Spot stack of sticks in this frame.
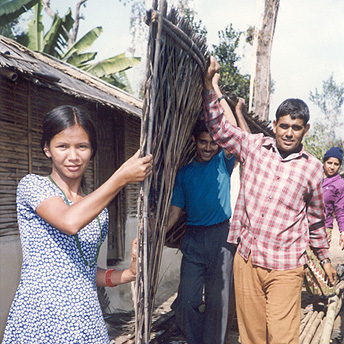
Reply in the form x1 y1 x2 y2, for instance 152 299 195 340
135 0 208 343
300 281 344 344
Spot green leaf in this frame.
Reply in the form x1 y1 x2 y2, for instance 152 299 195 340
43 9 74 57
43 15 64 56
0 0 40 26
100 75 126 89
0 23 15 38
62 26 103 60
66 52 97 68
60 7 74 33
100 71 134 93
26 2 43 51
85 53 141 78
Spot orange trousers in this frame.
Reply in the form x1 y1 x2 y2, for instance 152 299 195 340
233 253 304 344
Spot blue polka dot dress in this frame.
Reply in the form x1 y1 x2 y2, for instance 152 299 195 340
2 174 110 344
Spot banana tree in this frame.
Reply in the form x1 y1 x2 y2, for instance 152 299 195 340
0 0 39 25
58 25 141 92
82 52 140 92
16 2 140 93
0 0 40 37
17 1 74 57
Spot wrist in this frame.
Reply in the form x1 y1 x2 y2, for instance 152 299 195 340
121 267 135 283
113 168 130 187
105 268 117 287
213 86 221 96
320 258 331 266
128 268 136 281
204 79 213 90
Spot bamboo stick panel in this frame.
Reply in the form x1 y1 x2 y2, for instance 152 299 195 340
135 1 208 342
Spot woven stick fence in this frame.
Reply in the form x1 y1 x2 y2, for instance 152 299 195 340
135 1 208 343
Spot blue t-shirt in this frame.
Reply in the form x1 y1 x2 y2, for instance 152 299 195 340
171 150 235 226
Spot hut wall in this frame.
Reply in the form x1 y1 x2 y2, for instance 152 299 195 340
105 114 141 265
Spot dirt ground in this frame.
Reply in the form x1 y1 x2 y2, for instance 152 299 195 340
107 224 344 344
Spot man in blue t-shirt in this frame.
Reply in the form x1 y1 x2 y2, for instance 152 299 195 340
167 93 247 343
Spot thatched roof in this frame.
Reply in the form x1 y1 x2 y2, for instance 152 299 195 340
0 35 142 117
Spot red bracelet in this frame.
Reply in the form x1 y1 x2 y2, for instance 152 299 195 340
105 269 117 287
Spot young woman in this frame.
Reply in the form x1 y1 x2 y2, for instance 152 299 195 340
2 105 153 343
322 147 344 246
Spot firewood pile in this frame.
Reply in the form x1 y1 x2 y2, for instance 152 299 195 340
300 280 344 344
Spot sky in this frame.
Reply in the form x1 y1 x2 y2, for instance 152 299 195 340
43 0 344 128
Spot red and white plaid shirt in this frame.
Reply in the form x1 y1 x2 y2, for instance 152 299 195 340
203 89 329 270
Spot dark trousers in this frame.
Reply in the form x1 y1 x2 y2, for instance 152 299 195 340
171 221 236 344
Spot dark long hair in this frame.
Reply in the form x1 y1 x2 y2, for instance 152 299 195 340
41 105 97 159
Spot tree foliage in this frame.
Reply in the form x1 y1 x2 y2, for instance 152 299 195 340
184 8 249 101
304 120 344 174
0 0 140 93
304 74 344 164
184 7 207 37
210 25 250 101
309 74 344 146
304 122 331 161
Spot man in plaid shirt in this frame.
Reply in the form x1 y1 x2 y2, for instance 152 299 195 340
203 57 337 343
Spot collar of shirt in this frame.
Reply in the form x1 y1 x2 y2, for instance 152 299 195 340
263 141 309 162
323 173 343 188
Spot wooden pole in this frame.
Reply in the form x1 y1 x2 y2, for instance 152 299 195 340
300 311 314 335
300 311 318 343
320 295 338 343
310 321 324 344
248 0 262 113
302 311 324 344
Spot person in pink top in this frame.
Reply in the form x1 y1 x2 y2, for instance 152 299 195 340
202 56 337 344
303 147 344 308
322 147 344 246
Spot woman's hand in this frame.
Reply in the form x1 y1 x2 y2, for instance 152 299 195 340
128 238 137 279
118 150 153 184
96 238 137 287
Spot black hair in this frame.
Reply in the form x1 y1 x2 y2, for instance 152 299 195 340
192 120 209 139
41 105 97 159
275 98 310 125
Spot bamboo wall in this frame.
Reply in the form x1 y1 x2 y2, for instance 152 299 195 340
0 77 78 236
103 114 141 264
